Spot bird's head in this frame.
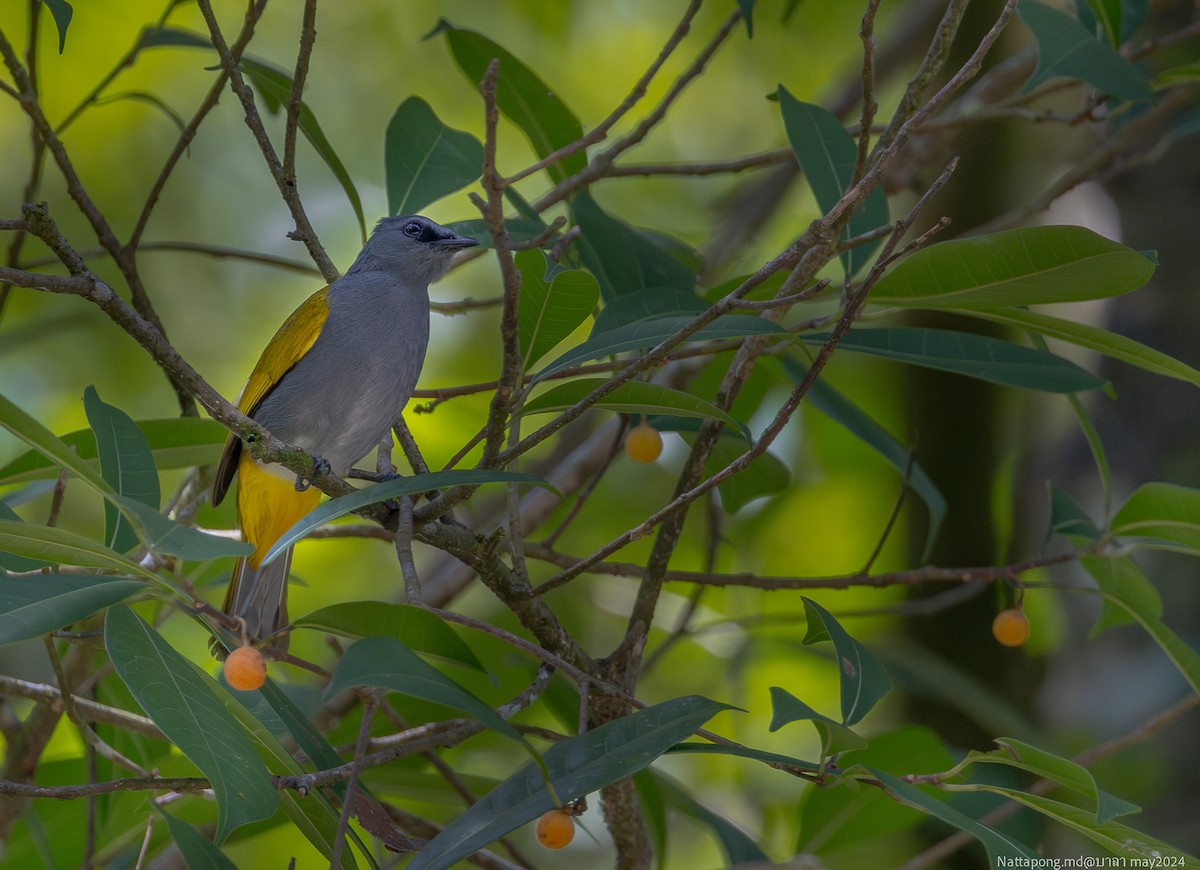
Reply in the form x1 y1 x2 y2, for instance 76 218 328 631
350 215 478 284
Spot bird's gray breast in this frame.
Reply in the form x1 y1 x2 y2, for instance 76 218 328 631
251 273 430 473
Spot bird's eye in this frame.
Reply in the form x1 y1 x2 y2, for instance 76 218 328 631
402 221 423 238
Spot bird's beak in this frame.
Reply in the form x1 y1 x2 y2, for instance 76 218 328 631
432 231 479 250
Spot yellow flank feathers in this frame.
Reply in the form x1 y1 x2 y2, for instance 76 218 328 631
236 454 322 568
238 285 331 414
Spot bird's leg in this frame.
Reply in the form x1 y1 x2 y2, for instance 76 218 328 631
295 453 332 492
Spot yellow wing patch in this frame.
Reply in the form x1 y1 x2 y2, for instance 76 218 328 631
238 285 331 414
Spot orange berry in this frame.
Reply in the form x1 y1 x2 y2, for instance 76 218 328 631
625 421 663 463
224 645 267 691
535 809 575 850
992 608 1030 647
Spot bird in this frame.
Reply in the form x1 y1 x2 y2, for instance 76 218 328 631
211 215 478 654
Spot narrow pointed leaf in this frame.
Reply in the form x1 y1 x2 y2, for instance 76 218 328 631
777 86 889 276
667 741 820 771
0 389 111 493
1110 482 1200 553
520 379 748 438
1018 0 1153 101
967 788 1192 862
1081 554 1160 635
385 96 483 216
1083 557 1200 694
260 470 555 566
295 601 484 671
644 770 768 864
115 496 253 560
326 636 525 744
42 0 73 52
84 386 161 554
516 249 599 370
803 327 1107 392
0 575 143 646
0 520 156 579
702 433 790 512
407 696 730 870
870 226 1155 308
981 737 1140 822
1047 482 1102 541
802 597 892 725
965 307 1198 387
0 501 51 571
157 809 238 870
105 605 277 842
768 687 867 756
536 314 788 379
0 417 226 485
869 768 1043 861
571 191 698 300
591 286 707 335
436 21 585 184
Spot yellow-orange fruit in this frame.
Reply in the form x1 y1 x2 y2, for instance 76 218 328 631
224 645 267 691
992 608 1030 647
535 809 575 850
625 422 663 463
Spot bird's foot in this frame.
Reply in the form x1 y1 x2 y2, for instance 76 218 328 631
295 453 332 492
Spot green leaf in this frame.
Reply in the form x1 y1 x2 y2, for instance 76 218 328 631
385 96 483 216
0 500 51 572
1081 554 1161 635
520 379 748 438
325 636 526 745
1018 0 1153 101
868 768 1043 861
536 314 788 379
0 389 112 494
871 226 1155 309
667 741 819 771
570 191 698 300
803 326 1108 393
0 520 157 580
591 286 707 335
1048 482 1102 540
515 249 599 370
968 788 1193 862
737 0 755 37
643 770 768 864
777 86 890 277
41 0 73 53
787 358 946 559
407 696 730 870
0 575 143 646
157 808 238 870
238 58 367 240
768 687 868 756
83 386 161 554
1077 0 1122 44
1110 482 1200 553
986 737 1139 822
965 307 1199 389
0 417 227 485
435 20 585 184
115 496 253 561
104 605 277 842
802 597 893 725
259 469 555 566
294 601 484 672
1083 556 1200 695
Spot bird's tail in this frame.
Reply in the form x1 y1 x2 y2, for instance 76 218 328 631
215 456 321 656
222 550 294 655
